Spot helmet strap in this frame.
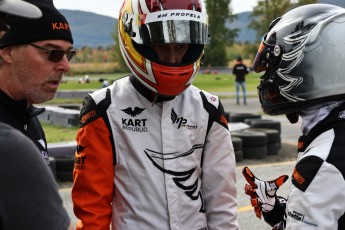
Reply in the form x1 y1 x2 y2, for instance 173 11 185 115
286 112 299 124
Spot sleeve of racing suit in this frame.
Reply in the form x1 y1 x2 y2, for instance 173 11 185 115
286 149 345 229
72 93 114 230
201 96 239 229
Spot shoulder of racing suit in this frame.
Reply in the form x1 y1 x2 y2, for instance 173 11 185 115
79 88 112 128
295 102 345 190
199 90 229 134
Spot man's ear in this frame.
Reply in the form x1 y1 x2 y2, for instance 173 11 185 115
0 46 14 64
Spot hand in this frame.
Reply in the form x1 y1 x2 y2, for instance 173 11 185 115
242 166 288 219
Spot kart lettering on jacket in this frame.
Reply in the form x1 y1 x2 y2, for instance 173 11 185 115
121 107 148 132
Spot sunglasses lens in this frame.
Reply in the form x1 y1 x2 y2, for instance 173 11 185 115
48 50 76 63
66 50 76 62
48 50 65 62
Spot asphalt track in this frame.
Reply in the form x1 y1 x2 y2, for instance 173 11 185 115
59 96 302 229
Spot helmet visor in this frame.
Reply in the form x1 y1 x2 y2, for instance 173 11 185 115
253 33 283 73
129 10 208 45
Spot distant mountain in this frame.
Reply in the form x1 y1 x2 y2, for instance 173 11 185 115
226 0 345 44
63 9 257 47
60 10 118 48
62 0 345 48
226 12 256 44
319 0 345 7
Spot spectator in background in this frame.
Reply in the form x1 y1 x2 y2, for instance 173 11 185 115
79 75 91 84
98 78 110 88
0 0 72 229
232 56 249 105
0 0 76 164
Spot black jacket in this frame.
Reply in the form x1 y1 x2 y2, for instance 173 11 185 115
0 90 48 164
232 63 248 82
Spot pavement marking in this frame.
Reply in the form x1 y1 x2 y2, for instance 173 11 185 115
236 160 295 169
60 187 72 192
238 206 253 212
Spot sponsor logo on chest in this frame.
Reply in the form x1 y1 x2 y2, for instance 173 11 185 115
171 108 197 129
121 107 147 132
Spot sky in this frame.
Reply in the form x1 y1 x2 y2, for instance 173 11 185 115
54 0 259 19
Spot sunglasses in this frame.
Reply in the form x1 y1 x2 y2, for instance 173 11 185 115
30 43 77 63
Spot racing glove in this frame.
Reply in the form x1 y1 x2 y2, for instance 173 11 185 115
242 166 289 227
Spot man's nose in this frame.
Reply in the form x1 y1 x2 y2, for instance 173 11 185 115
55 56 71 73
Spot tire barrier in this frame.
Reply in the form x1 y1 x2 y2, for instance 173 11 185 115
48 142 76 182
48 142 76 158
228 113 262 123
48 157 57 179
224 111 231 122
231 136 243 162
55 90 93 99
243 118 262 125
232 129 267 159
55 156 74 182
58 105 82 110
249 119 281 134
38 106 80 127
247 128 280 155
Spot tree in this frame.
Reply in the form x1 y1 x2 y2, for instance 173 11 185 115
249 0 317 42
112 22 129 73
204 0 238 67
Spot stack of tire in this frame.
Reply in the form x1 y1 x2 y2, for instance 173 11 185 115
55 157 75 182
244 119 282 151
232 129 268 159
228 113 282 160
48 142 76 182
231 136 243 162
228 113 261 123
48 157 57 179
247 128 280 155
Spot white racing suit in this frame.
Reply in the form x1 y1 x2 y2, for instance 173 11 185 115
72 76 239 230
264 103 345 229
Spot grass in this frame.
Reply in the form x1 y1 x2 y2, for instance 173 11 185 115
42 122 79 143
42 72 262 143
194 72 261 92
59 72 261 92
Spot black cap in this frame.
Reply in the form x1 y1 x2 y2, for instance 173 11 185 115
0 0 73 48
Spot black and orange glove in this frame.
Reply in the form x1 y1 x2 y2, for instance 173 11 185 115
242 166 289 219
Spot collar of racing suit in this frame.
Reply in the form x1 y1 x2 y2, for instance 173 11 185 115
129 75 176 103
297 101 345 152
300 101 345 135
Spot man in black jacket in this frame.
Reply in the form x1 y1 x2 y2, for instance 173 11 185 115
232 56 248 105
0 0 72 229
0 0 76 164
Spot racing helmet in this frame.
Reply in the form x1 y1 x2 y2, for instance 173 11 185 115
118 0 208 96
253 4 345 117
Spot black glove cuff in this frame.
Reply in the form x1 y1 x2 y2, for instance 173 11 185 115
263 196 286 227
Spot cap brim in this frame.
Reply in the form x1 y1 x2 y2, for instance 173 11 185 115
0 0 42 18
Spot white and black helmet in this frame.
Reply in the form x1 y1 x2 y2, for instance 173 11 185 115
253 4 345 117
